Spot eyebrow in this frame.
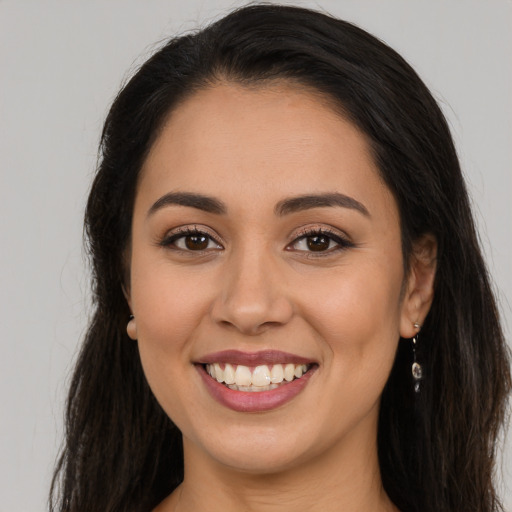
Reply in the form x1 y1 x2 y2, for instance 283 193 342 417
275 193 370 217
148 192 226 217
147 191 369 218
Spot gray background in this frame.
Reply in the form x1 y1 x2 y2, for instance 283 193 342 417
1 1 511 510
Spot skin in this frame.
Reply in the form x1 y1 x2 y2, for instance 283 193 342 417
125 82 436 512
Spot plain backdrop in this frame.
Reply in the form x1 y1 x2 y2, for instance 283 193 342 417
1 1 511 510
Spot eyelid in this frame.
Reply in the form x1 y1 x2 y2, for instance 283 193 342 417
157 223 353 254
159 225 224 251
287 225 354 253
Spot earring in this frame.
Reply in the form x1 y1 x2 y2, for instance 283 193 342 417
411 322 423 393
127 314 137 340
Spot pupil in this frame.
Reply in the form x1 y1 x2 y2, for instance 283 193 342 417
307 235 329 251
185 235 208 250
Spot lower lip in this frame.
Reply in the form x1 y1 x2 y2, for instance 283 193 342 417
196 365 316 412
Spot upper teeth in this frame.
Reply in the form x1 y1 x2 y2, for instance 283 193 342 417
205 363 309 387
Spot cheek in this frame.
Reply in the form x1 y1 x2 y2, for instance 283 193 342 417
306 260 402 328
302 260 403 378
129 257 220 421
130 261 208 423
130 257 212 351
302 268 402 431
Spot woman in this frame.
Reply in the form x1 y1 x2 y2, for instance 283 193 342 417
50 4 511 512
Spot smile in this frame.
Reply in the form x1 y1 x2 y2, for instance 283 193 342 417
196 350 317 412
205 363 311 391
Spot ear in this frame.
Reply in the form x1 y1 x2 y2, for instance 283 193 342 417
126 315 138 340
121 246 133 310
399 233 437 338
121 281 137 340
122 281 132 309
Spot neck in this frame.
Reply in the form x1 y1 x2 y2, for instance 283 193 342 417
156 415 398 512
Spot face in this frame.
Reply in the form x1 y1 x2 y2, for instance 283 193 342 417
126 83 418 475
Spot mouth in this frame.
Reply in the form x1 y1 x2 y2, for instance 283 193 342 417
195 350 317 412
204 362 312 392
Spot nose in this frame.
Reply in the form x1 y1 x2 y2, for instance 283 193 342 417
210 247 294 335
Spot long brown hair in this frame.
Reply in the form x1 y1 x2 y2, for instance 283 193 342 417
50 5 511 511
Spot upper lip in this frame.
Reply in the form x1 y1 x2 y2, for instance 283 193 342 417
196 350 315 366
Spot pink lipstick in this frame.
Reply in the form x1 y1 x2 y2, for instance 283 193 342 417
197 349 314 366
195 350 317 412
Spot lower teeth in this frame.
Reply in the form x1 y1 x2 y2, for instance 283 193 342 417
225 383 282 392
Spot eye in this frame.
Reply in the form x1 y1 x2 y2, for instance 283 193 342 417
161 228 223 252
289 229 352 253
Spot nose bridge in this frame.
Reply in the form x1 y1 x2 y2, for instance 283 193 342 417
211 241 293 334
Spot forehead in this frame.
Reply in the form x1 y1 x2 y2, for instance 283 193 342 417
137 82 396 221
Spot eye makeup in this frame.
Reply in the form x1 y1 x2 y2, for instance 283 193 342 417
156 222 355 260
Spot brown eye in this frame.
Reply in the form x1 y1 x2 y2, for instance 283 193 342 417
306 235 330 251
289 229 352 254
162 229 222 252
185 234 209 250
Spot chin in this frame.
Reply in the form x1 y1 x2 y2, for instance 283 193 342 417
211 445 310 475
187 422 327 475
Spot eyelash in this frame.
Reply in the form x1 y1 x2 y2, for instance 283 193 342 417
159 226 354 255
289 227 354 255
159 226 223 252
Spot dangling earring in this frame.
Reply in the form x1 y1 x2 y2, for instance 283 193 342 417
412 322 423 393
127 314 137 340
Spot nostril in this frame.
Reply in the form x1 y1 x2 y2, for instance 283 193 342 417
211 290 294 335
217 318 287 337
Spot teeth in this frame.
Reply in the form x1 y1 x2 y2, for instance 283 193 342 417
270 364 284 384
205 362 310 389
214 363 223 383
284 363 295 382
227 383 280 392
252 365 271 386
294 364 308 378
223 363 235 385
234 365 252 386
